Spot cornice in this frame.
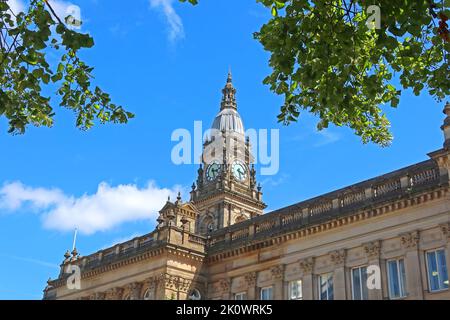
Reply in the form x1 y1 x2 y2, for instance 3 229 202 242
206 187 448 264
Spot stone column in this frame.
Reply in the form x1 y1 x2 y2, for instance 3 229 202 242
330 249 347 300
143 277 157 300
363 240 382 300
244 272 257 300
94 292 106 300
439 223 450 285
105 287 124 300
270 265 285 300
299 257 314 300
219 278 231 300
400 231 423 299
128 282 143 300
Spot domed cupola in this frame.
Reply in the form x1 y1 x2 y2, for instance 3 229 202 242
211 72 245 135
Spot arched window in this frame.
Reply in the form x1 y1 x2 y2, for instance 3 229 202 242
143 289 153 300
200 215 215 234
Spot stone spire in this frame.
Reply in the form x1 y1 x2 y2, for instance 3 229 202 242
220 71 237 110
442 102 450 148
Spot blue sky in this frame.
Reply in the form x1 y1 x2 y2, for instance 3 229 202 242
0 0 447 299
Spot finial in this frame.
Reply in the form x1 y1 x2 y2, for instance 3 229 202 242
221 70 237 110
257 183 262 192
227 68 232 83
64 250 71 259
444 101 450 116
167 195 171 202
191 182 196 190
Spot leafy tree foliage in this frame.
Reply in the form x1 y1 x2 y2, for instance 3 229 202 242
186 0 449 146
0 0 133 134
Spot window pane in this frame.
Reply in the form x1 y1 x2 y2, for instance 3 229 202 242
352 268 362 300
327 274 334 300
319 275 328 300
361 267 369 300
388 260 400 298
437 250 449 290
427 251 440 291
261 287 272 300
290 280 302 300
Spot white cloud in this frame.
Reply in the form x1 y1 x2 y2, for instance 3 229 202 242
0 181 183 235
150 0 185 42
48 0 82 29
314 129 341 147
6 0 25 15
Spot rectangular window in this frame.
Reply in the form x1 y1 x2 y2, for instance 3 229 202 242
289 280 303 300
260 287 273 300
426 248 449 292
318 273 334 300
234 292 247 300
387 258 407 299
351 266 369 300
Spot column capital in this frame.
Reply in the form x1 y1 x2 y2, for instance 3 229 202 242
439 223 450 242
298 257 314 274
363 240 381 260
330 249 346 267
270 265 285 281
244 272 257 287
218 278 231 293
105 287 123 300
400 231 420 250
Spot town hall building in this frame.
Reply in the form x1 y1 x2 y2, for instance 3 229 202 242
43 73 450 300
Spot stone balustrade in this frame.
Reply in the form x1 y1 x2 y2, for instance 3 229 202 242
206 159 443 252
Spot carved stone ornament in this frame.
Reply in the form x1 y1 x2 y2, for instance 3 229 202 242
244 272 257 287
144 277 157 290
439 223 450 241
400 231 420 249
127 282 143 300
105 287 123 300
94 292 105 300
270 265 285 280
330 249 346 266
178 278 192 293
299 257 314 274
219 279 230 292
363 241 381 259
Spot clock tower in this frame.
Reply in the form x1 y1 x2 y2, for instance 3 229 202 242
191 72 266 235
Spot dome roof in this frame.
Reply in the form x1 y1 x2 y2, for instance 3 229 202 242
211 108 245 135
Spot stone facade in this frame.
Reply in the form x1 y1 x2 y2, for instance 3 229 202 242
43 77 450 300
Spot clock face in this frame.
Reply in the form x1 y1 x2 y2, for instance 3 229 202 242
232 160 247 182
206 162 221 181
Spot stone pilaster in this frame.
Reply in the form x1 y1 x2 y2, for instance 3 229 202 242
400 231 423 299
439 223 450 288
270 265 285 300
143 277 157 300
127 282 143 300
219 278 231 300
298 257 314 300
244 272 257 300
330 249 346 300
105 287 123 300
363 240 382 300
